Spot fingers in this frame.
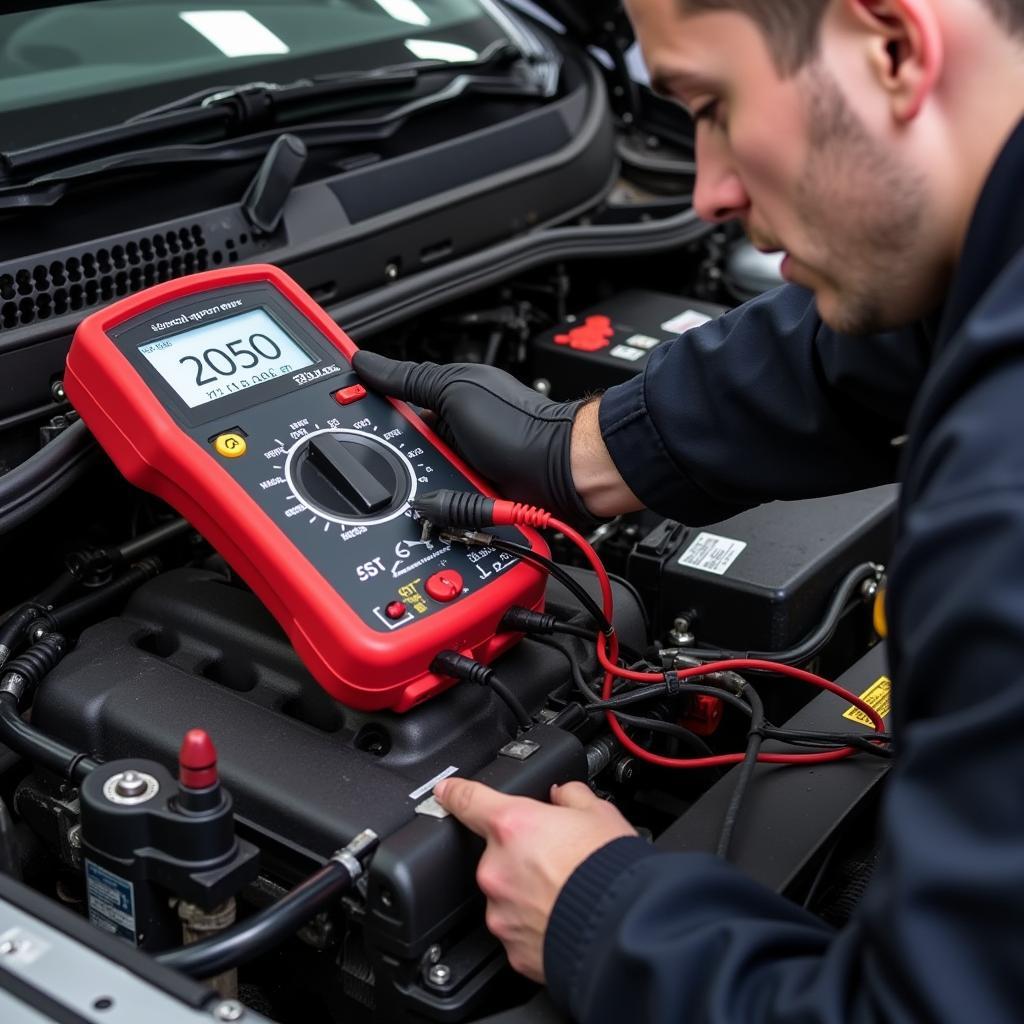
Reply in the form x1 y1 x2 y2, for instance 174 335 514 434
549 781 600 810
351 351 445 408
435 778 515 839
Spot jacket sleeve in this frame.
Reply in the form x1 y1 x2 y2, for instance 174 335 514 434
598 285 931 523
543 275 1024 1023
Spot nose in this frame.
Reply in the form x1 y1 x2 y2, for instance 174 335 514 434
692 130 750 224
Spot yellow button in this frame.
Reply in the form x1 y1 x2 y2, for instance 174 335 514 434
214 433 247 459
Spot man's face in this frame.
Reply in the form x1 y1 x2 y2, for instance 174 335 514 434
626 0 944 333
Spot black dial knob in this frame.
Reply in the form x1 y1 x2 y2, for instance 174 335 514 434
288 431 413 522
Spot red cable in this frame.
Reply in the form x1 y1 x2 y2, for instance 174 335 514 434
544 515 887 770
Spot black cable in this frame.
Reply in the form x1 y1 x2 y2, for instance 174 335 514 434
485 673 532 730
763 728 893 758
157 858 355 978
484 538 613 635
431 651 532 730
587 682 756 720
0 420 100 537
116 517 191 563
43 558 162 635
716 684 766 860
32 518 190 610
528 634 603 704
605 711 717 759
547 621 597 642
677 563 878 665
0 694 98 782
501 606 646 664
0 604 48 669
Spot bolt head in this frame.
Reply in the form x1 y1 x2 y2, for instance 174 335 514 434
51 381 66 402
0 939 19 956
115 771 147 798
427 963 452 986
213 999 245 1022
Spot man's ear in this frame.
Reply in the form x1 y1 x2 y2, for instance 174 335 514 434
845 0 943 121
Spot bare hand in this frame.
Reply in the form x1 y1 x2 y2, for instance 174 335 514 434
434 778 636 982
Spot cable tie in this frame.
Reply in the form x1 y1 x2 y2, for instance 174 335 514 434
664 671 681 696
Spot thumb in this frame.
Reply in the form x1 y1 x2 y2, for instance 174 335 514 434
351 350 445 408
550 781 600 810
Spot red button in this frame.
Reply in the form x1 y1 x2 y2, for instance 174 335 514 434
333 384 367 406
385 601 407 620
425 570 463 602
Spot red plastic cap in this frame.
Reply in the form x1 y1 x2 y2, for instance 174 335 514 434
679 695 724 737
179 728 219 789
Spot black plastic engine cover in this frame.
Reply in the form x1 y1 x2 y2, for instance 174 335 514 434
33 567 642 864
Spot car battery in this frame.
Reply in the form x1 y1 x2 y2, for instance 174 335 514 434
627 486 898 653
530 289 728 400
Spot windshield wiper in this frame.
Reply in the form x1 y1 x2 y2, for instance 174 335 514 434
0 41 533 188
0 57 558 211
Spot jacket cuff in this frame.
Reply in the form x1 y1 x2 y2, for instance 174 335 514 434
544 836 658 1011
598 361 709 520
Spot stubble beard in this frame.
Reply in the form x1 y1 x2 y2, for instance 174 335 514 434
795 66 929 335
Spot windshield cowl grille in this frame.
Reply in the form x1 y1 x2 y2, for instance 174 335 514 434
0 221 257 333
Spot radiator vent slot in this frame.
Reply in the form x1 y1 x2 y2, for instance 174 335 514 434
0 225 249 332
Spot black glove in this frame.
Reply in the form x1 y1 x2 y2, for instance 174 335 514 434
352 351 596 525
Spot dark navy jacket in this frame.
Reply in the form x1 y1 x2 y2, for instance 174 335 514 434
544 118 1024 1022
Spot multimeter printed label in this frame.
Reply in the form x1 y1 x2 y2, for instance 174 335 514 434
85 861 137 943
678 532 747 576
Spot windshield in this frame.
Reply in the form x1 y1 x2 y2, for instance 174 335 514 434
1 0 512 148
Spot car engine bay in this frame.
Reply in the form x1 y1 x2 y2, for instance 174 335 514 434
0 4 895 1022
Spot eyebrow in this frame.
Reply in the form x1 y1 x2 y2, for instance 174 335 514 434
649 69 719 100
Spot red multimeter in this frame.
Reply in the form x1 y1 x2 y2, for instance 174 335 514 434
64 264 548 711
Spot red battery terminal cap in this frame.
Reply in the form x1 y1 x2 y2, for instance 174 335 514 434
679 694 724 737
179 728 219 789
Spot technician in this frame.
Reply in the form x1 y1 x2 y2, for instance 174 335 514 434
354 0 1024 1019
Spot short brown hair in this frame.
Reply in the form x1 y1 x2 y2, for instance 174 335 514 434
681 0 1024 75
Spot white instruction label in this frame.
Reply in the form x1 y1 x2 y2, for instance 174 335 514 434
408 765 459 801
678 532 747 576
661 309 713 335
608 344 646 362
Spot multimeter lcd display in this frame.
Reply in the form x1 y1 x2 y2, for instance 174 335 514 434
138 309 315 408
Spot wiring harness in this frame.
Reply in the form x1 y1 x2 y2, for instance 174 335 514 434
415 490 892 856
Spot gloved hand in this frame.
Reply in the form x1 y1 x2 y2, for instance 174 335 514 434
352 351 596 524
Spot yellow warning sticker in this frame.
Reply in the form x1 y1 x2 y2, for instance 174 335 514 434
843 675 891 727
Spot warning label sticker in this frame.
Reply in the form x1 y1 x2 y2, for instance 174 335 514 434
843 675 892 727
85 861 137 943
678 532 747 576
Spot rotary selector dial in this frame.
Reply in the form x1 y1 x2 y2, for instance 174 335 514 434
285 429 416 525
